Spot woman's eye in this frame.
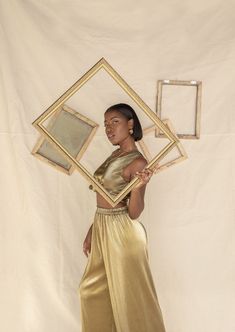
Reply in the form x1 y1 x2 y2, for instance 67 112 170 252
104 120 119 127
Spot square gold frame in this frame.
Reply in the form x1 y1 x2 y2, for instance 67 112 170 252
155 79 202 139
31 104 99 175
32 58 179 206
137 119 188 171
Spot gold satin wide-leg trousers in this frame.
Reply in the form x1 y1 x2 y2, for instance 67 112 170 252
78 206 166 332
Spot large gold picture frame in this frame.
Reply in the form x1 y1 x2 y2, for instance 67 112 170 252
32 58 179 206
31 104 99 175
155 79 202 139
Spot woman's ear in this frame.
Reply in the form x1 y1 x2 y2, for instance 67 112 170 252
128 118 134 130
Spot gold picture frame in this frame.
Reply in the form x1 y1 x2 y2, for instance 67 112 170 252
31 104 98 175
138 119 188 171
32 58 179 206
155 79 202 139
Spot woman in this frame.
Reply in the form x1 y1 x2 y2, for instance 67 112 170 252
78 103 166 332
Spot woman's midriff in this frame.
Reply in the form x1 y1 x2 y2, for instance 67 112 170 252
96 192 128 209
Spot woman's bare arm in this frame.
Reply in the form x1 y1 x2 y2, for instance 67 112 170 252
125 157 158 219
126 158 148 219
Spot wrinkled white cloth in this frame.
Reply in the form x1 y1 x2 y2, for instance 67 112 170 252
0 1 234 331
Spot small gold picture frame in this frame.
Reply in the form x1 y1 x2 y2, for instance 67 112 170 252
31 104 98 175
155 79 202 139
32 58 179 206
138 119 188 172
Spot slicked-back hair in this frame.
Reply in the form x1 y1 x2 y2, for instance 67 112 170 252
105 103 143 141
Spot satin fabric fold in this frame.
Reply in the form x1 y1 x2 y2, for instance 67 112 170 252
78 206 166 332
88 149 143 203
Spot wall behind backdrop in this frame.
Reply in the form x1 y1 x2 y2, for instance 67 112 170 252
0 1 234 331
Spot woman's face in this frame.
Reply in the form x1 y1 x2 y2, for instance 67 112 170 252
104 110 133 145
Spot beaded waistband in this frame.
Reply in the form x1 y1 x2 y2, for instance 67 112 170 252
96 206 128 215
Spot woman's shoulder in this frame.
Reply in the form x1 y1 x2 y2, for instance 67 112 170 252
130 154 147 168
109 148 147 169
124 151 147 171
121 152 147 181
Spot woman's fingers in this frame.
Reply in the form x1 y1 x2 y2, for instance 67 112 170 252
83 248 90 257
135 164 159 183
152 164 158 173
135 172 151 184
83 241 91 257
136 169 152 178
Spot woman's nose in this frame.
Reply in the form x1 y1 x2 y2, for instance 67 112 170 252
105 125 113 133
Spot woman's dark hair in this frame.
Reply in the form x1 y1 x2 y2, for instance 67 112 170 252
105 103 143 141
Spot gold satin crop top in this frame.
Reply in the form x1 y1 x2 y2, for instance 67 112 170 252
89 149 144 201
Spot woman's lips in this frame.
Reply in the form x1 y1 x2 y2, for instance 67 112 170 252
107 134 115 140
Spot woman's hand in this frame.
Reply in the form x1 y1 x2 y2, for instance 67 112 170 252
83 226 93 257
134 164 159 189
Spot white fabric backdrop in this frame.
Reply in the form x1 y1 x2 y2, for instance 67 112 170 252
0 1 234 331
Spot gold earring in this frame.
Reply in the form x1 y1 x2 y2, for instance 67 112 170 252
129 128 133 135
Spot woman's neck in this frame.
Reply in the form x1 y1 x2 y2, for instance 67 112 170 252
118 137 137 153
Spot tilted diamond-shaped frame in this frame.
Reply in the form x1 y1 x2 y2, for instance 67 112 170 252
32 58 179 206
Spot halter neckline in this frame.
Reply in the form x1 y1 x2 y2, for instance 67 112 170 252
112 148 139 158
